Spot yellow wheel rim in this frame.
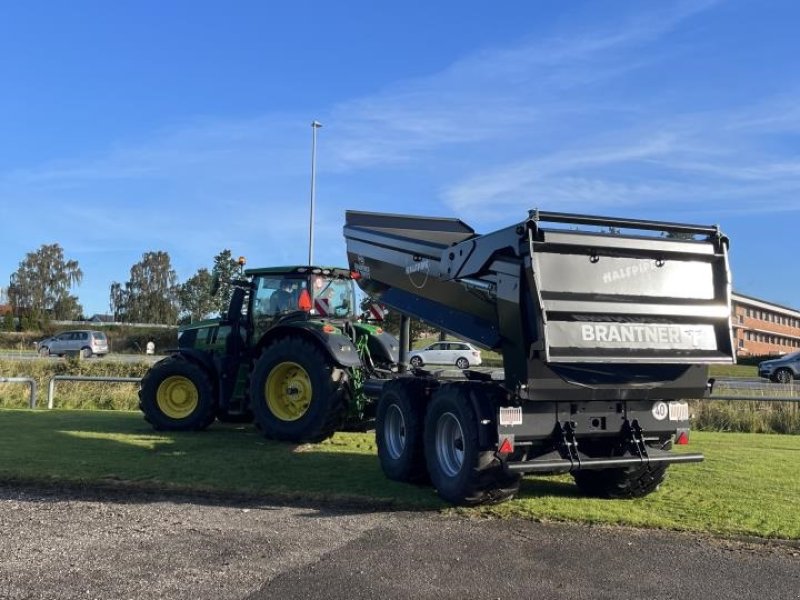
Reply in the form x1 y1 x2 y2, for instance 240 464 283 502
156 375 199 419
266 361 312 421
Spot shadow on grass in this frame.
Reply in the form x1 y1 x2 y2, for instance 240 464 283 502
518 476 582 499
0 409 444 515
0 409 588 512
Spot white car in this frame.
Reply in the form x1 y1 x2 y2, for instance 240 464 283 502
408 341 482 369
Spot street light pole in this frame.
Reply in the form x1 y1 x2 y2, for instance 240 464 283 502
308 120 322 265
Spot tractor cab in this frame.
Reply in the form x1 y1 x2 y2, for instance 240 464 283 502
247 267 356 319
246 266 357 339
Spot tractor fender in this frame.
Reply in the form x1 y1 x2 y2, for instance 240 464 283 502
256 324 363 368
167 348 217 379
351 324 400 365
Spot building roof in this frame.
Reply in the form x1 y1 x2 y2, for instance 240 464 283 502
731 291 800 318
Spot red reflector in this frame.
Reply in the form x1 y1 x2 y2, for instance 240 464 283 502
676 431 689 445
498 438 513 454
322 324 336 334
298 289 312 312
350 271 361 280
375 327 383 334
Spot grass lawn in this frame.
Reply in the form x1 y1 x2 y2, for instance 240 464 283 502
0 409 797 540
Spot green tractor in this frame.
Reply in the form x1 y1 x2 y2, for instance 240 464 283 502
138 266 399 443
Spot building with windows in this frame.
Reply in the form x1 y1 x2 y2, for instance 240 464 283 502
731 292 800 357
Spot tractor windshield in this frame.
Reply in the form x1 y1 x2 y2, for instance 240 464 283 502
310 275 355 318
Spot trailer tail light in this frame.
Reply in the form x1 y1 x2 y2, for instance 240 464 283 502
675 430 689 445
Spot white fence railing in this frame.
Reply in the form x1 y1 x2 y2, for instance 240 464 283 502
0 377 37 408
46 375 142 409
708 377 800 402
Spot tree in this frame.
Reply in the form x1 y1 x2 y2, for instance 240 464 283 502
110 251 179 324
9 243 83 323
382 311 438 349
178 268 215 323
211 249 241 316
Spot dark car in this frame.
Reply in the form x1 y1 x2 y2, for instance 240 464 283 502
758 350 800 383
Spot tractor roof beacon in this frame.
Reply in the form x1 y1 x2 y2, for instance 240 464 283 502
138 265 399 443
344 209 736 506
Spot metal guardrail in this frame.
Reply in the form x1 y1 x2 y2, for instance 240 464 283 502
708 377 800 403
47 375 142 409
0 377 38 408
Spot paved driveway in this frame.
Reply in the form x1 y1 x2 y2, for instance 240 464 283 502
1 485 797 600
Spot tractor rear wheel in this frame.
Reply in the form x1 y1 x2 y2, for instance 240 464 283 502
138 356 216 431
250 337 347 443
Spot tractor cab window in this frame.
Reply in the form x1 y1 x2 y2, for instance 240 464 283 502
251 276 308 319
310 276 355 318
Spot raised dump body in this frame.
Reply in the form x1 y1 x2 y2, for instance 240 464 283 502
344 209 736 506
345 209 734 400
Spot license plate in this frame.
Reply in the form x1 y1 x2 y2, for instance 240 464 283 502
668 401 689 421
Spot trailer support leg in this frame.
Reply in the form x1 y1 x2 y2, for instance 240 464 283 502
399 315 411 373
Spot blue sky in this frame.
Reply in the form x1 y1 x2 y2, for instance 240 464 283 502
1 0 799 316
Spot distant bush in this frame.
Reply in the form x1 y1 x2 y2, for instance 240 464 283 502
691 400 800 435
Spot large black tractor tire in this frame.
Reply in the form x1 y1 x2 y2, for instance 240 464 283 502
249 337 347 443
572 441 671 499
423 383 520 506
375 378 431 483
138 356 216 431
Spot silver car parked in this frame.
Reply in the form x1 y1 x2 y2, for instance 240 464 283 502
408 341 483 369
37 330 109 358
758 350 800 383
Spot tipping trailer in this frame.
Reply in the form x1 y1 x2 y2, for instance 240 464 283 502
344 209 735 505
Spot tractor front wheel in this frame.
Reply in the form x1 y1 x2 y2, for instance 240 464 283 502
250 337 346 443
138 357 216 431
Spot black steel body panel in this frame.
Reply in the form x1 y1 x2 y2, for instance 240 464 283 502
496 399 690 441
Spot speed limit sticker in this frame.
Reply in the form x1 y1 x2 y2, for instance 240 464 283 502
652 401 669 421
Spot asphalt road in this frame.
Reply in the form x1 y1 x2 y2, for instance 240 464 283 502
0 485 797 600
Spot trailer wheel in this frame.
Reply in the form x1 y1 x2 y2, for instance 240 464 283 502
250 337 346 443
572 440 671 499
424 384 520 506
138 356 216 431
376 378 430 483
